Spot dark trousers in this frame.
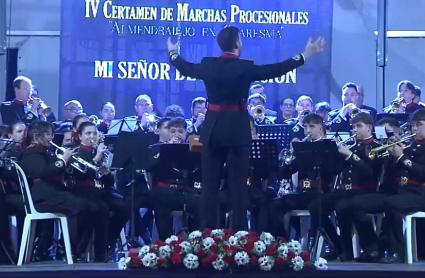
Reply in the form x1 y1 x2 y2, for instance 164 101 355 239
0 194 25 249
270 192 320 238
151 187 200 240
201 144 250 231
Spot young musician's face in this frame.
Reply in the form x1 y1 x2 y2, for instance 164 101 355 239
62 131 73 146
352 122 372 140
36 129 54 147
192 102 206 119
134 100 153 117
101 104 115 122
303 122 323 141
168 126 187 143
400 84 415 104
79 125 98 146
15 80 32 102
11 123 26 143
155 121 170 143
296 99 313 115
411 120 425 140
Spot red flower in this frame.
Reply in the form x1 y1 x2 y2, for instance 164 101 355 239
128 248 139 258
178 234 186 242
275 257 285 266
173 245 182 254
287 251 296 260
201 257 212 268
171 252 182 265
157 257 166 267
224 228 234 235
224 234 231 241
196 249 206 258
154 240 166 247
209 253 218 262
213 236 221 242
229 245 238 253
250 256 259 266
224 255 234 265
265 243 278 256
209 244 219 253
132 256 142 267
277 236 287 242
149 247 157 253
243 241 254 253
202 228 212 237
300 251 310 262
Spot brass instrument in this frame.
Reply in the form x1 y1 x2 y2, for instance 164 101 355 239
88 114 100 125
29 97 52 117
49 141 99 174
336 134 357 148
367 133 416 159
279 135 311 165
384 97 406 113
251 105 265 120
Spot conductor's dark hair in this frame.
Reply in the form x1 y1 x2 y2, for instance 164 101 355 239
166 117 187 129
351 112 374 126
411 109 425 123
77 121 96 135
27 121 53 142
217 26 240 52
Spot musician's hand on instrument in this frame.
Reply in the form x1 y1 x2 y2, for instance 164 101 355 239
194 113 205 128
388 144 403 157
62 148 76 163
338 144 352 157
30 98 41 113
339 103 356 118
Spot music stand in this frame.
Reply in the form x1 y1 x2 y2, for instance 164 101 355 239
111 131 158 246
107 117 138 136
256 124 293 151
249 139 278 179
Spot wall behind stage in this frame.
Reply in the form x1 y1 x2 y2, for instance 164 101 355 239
59 0 333 118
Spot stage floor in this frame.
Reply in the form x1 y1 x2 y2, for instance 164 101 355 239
1 262 425 278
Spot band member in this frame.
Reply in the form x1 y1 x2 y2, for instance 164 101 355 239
133 94 157 132
71 121 129 260
168 27 325 230
1 76 53 125
149 118 201 239
315 101 332 123
270 113 334 238
71 114 89 145
97 102 116 134
284 95 314 140
53 100 84 132
155 117 171 143
19 121 97 260
248 84 278 118
328 82 361 132
376 117 401 137
187 97 207 135
247 93 274 125
275 97 296 124
384 81 424 114
355 85 377 118
308 112 382 261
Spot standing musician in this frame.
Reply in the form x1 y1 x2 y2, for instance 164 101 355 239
186 97 207 136
284 95 314 140
167 26 325 230
71 121 129 260
308 112 382 261
19 121 98 260
270 113 334 238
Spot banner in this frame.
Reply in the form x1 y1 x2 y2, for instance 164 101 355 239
60 0 333 118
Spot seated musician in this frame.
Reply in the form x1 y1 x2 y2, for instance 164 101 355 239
19 121 98 261
270 113 334 238
71 121 129 260
284 95 314 140
149 117 200 240
308 112 382 261
247 93 274 125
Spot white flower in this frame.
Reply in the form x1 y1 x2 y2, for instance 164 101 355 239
314 257 328 270
234 231 249 239
253 241 266 256
202 237 215 250
183 253 199 270
165 235 178 244
158 245 172 259
138 245 151 258
260 232 275 246
188 230 202 240
117 257 131 270
142 253 158 269
179 241 192 254
211 229 224 237
212 258 227 271
234 251 250 266
287 240 302 255
228 236 238 246
277 243 288 257
291 255 304 271
258 256 275 271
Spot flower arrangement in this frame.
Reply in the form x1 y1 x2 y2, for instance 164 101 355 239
118 228 328 272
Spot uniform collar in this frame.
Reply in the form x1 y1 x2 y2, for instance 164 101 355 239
415 139 425 145
12 99 26 106
221 52 239 59
359 136 374 145
79 144 94 151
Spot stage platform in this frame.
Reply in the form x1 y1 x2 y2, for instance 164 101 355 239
1 262 425 278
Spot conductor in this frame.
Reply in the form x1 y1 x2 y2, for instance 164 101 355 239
167 26 325 230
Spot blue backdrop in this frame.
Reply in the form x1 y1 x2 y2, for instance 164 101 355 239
60 0 333 118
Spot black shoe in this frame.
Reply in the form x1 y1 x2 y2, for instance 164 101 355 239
356 250 381 263
323 249 340 261
379 253 403 264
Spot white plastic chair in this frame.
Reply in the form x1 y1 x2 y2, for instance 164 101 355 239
12 161 73 265
404 211 425 264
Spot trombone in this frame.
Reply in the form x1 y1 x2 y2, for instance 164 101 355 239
367 133 416 159
49 141 99 174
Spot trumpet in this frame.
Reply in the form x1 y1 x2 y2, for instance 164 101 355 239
336 134 357 148
279 135 311 165
88 114 100 125
251 105 265 120
28 97 52 117
367 133 416 159
49 141 99 174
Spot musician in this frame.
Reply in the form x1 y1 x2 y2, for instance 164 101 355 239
355 85 377 118
186 97 206 135
164 104 185 118
155 117 171 143
275 97 295 124
284 95 314 140
308 112 382 261
315 101 332 123
71 114 89 146
376 117 401 137
19 121 98 260
270 113 335 238
97 102 116 134
385 81 424 114
328 82 360 132
1 76 52 125
247 93 274 125
133 94 156 132
149 117 200 239
249 84 278 118
167 26 325 230
71 121 129 260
